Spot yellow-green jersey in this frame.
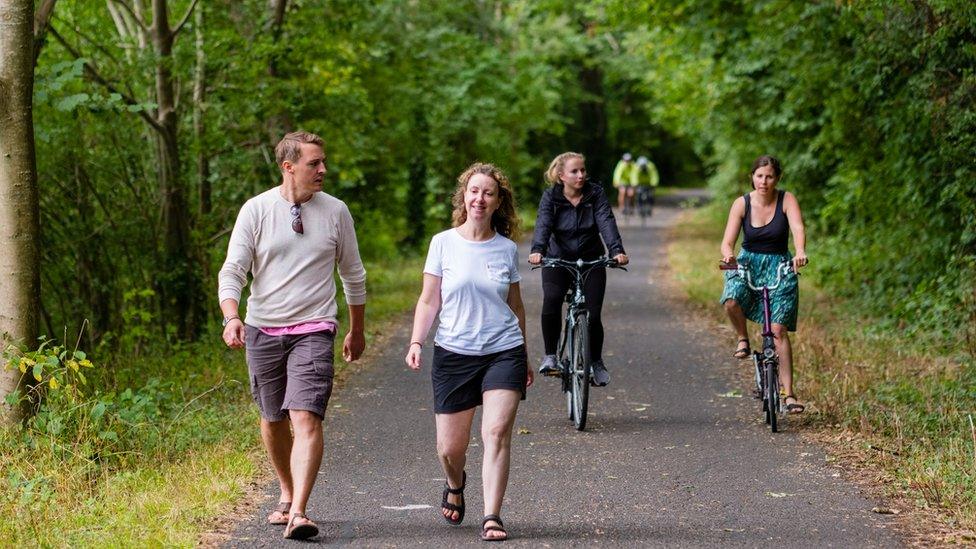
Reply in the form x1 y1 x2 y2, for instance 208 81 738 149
636 161 659 187
612 160 639 187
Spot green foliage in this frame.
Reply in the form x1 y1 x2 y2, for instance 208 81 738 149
605 0 976 343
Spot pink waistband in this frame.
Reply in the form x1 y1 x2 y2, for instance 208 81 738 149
259 321 337 337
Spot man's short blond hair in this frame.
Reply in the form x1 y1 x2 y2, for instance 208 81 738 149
275 131 325 167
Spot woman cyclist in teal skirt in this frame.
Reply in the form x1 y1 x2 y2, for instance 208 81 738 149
720 155 808 413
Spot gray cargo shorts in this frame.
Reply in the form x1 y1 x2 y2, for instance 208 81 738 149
244 324 335 422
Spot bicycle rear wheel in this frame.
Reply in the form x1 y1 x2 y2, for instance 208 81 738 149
570 314 591 431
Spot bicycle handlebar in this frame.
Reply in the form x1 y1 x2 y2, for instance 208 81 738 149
532 257 626 272
718 259 794 291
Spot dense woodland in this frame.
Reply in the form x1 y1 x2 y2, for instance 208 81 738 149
9 0 976 356
0 1 974 540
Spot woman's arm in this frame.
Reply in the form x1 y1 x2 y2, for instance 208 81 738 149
783 192 808 269
529 189 554 264
720 197 745 263
404 273 442 370
506 282 533 387
593 186 625 258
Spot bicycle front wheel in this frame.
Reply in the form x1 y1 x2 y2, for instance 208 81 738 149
571 313 591 431
765 360 779 432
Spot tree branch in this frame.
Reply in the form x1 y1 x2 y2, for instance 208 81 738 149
172 0 200 36
47 25 164 134
109 0 149 35
33 0 59 67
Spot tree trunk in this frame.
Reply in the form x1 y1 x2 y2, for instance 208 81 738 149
578 64 608 185
266 0 288 77
151 0 203 339
193 2 210 216
0 0 40 425
404 108 428 248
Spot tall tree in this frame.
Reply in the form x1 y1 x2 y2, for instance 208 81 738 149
0 0 41 424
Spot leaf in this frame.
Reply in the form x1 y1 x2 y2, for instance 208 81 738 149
718 390 742 398
55 93 90 112
98 430 118 441
48 377 58 390
32 364 42 382
91 402 106 420
73 351 86 360
4 392 19 406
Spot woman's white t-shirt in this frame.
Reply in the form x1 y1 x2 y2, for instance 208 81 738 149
424 228 524 355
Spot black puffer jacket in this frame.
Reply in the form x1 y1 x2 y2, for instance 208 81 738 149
530 181 625 260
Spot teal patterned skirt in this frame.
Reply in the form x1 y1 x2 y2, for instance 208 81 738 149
719 249 799 332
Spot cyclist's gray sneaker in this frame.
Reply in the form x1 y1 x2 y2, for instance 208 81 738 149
591 360 610 387
539 354 560 376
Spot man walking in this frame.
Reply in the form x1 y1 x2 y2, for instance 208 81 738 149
218 131 367 540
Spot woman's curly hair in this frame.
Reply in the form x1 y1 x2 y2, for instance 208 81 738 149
451 162 520 241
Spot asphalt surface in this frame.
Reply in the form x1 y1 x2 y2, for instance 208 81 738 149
225 189 903 547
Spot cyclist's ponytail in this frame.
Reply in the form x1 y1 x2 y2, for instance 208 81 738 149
545 152 585 185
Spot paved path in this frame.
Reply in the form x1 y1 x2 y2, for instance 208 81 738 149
225 190 902 547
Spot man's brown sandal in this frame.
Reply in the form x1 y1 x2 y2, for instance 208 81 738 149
267 501 290 525
283 512 319 540
733 338 751 360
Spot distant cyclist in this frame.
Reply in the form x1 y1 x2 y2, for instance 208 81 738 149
529 152 628 387
635 155 659 215
612 152 638 213
719 155 808 413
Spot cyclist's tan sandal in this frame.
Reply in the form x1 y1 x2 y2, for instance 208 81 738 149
442 471 466 526
267 501 290 525
733 338 751 360
785 394 805 414
481 515 508 542
283 513 319 540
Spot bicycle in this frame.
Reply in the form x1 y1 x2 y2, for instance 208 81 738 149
534 257 625 431
635 186 654 226
719 258 795 432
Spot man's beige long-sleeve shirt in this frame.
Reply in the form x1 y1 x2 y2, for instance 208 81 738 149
218 188 367 327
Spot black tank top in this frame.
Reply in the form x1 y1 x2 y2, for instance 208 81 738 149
742 190 789 254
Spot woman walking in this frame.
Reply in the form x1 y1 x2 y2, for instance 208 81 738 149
720 155 808 413
405 163 532 541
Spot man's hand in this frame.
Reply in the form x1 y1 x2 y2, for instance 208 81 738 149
528 253 542 265
343 330 366 362
613 253 629 266
222 319 245 349
526 366 534 388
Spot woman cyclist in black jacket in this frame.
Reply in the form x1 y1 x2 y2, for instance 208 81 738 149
528 152 628 386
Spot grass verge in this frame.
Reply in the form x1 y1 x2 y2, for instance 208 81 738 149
0 255 424 547
668 202 976 539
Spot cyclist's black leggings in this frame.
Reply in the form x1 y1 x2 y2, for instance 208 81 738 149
541 266 606 362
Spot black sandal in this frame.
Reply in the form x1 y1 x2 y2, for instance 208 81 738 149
441 471 466 526
785 394 805 414
481 514 508 542
733 338 751 359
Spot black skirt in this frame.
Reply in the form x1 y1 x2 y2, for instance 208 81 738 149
431 344 527 414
